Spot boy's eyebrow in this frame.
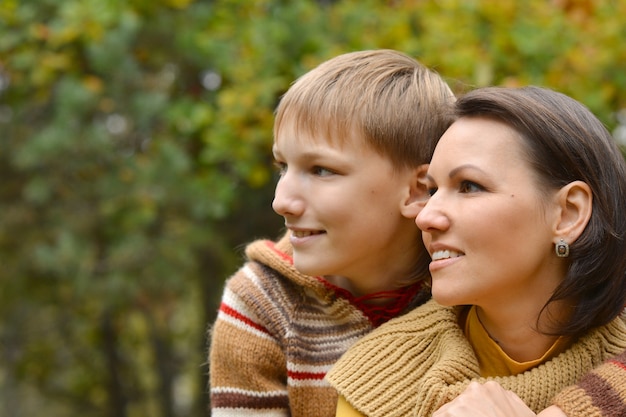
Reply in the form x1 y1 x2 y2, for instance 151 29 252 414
298 150 325 159
271 149 327 163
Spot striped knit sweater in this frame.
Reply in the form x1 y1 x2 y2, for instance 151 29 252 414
209 233 428 417
553 349 626 417
327 299 626 417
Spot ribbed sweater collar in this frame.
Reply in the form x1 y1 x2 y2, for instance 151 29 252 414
245 233 426 327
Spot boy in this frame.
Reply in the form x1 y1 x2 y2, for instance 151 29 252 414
209 49 455 417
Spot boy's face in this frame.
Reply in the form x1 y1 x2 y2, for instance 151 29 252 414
272 119 425 294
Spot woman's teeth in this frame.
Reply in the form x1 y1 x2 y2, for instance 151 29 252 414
432 250 463 261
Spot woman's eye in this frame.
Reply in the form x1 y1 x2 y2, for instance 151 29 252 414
459 180 484 193
427 187 438 197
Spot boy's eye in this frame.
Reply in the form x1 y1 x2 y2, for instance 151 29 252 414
427 187 438 197
273 161 287 175
312 166 334 177
459 180 484 193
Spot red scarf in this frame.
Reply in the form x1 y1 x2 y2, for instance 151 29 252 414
265 240 424 327
316 277 423 327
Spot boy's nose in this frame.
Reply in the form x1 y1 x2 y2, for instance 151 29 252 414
272 175 305 217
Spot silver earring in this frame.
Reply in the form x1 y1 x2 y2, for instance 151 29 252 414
555 239 569 257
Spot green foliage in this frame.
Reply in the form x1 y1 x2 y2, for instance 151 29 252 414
1 0 625 416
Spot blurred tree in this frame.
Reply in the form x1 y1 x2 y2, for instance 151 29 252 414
0 0 624 416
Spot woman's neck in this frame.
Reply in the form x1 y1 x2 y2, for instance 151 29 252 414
475 302 569 362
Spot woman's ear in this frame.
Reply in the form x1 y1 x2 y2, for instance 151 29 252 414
400 164 430 219
553 180 593 243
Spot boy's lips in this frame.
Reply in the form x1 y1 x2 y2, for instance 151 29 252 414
287 226 326 238
291 230 324 238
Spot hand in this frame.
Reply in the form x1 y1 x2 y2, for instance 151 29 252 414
536 406 568 417
433 381 536 417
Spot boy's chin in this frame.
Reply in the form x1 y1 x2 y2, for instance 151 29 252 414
292 257 320 277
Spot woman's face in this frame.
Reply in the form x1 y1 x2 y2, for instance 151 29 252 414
416 117 564 313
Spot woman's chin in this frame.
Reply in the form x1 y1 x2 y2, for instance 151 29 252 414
430 290 462 307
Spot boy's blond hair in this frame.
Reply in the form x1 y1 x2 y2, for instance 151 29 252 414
274 49 455 170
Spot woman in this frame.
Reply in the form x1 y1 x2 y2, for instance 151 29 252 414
326 86 626 417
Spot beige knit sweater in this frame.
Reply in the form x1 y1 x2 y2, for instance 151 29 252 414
327 299 626 417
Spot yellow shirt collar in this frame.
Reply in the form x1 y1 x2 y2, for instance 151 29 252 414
464 305 569 377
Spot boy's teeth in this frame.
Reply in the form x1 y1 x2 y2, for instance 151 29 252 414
292 231 317 238
432 250 462 261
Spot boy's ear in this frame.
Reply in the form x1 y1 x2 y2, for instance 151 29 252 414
553 180 592 244
400 164 429 219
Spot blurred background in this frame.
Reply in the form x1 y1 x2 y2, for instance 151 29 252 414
1 0 625 416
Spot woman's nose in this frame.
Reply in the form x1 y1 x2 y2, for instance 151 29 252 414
415 193 450 232
272 173 305 217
